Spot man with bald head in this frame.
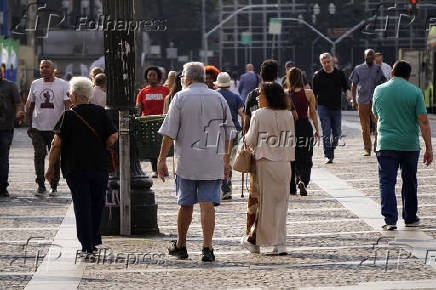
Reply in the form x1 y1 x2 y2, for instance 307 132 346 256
26 60 71 195
350 49 386 156
238 63 261 102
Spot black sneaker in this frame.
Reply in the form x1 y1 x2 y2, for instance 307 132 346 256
168 240 188 259
298 181 307 196
0 189 9 197
35 185 47 196
405 219 420 227
201 247 215 262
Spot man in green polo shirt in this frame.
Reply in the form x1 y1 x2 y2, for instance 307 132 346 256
372 60 433 231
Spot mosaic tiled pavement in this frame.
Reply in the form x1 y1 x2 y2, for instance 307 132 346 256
1 113 436 289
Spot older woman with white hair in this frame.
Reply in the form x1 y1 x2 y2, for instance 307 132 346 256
45 77 118 259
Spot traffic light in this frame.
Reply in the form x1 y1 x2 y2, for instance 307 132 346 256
409 0 418 16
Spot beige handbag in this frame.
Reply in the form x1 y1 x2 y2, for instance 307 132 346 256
233 140 254 173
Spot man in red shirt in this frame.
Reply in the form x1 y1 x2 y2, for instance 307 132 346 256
136 66 170 177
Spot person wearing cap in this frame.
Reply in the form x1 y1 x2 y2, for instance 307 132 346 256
216 72 244 200
281 61 295 89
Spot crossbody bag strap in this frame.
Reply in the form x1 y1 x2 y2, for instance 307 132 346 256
71 109 103 142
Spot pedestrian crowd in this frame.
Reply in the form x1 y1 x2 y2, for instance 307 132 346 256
0 49 432 262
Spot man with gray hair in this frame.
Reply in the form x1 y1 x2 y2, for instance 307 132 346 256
157 62 234 262
26 60 71 195
350 49 387 156
46 77 117 258
313 52 351 164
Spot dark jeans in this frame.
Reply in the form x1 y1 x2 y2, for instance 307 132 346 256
290 119 314 193
151 158 157 172
376 150 420 225
0 129 14 191
66 171 109 252
318 105 341 160
31 130 60 187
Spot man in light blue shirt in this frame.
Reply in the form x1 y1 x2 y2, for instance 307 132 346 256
372 60 433 231
157 62 234 262
350 49 386 156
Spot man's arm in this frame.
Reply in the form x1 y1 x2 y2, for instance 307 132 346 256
340 70 352 101
238 76 244 94
351 83 358 110
418 114 433 166
136 102 143 115
242 114 251 135
15 103 25 124
64 99 71 110
25 101 35 133
238 107 244 131
45 135 62 183
106 132 119 147
312 74 319 98
346 89 352 101
157 135 174 181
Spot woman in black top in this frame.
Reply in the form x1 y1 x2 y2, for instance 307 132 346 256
45 77 118 258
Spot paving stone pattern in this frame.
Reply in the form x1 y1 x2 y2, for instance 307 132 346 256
1 120 436 289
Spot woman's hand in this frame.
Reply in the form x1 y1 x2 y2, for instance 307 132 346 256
45 167 55 183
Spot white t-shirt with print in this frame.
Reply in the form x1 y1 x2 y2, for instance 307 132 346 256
28 77 70 131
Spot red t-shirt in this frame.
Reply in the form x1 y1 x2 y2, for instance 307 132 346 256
136 86 170 116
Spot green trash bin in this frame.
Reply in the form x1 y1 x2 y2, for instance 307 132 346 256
134 115 174 160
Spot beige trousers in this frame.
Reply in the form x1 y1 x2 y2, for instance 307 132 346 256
255 159 291 246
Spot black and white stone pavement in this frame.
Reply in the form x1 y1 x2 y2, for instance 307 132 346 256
1 112 436 289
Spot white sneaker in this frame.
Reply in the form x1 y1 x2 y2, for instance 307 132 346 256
222 192 232 200
240 236 260 254
272 245 287 255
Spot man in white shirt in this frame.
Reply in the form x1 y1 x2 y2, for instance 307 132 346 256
157 62 234 262
375 52 392 80
26 60 71 195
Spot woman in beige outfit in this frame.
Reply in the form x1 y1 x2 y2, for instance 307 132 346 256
241 82 295 255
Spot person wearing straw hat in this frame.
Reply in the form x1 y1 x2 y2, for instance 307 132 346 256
216 72 244 200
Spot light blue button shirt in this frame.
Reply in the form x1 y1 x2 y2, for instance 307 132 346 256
158 83 235 180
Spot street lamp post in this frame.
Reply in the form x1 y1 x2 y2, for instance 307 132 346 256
271 15 375 57
202 4 279 65
100 0 159 236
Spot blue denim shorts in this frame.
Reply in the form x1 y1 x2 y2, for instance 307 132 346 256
175 176 221 206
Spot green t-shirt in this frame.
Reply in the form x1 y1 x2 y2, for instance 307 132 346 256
372 77 427 151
